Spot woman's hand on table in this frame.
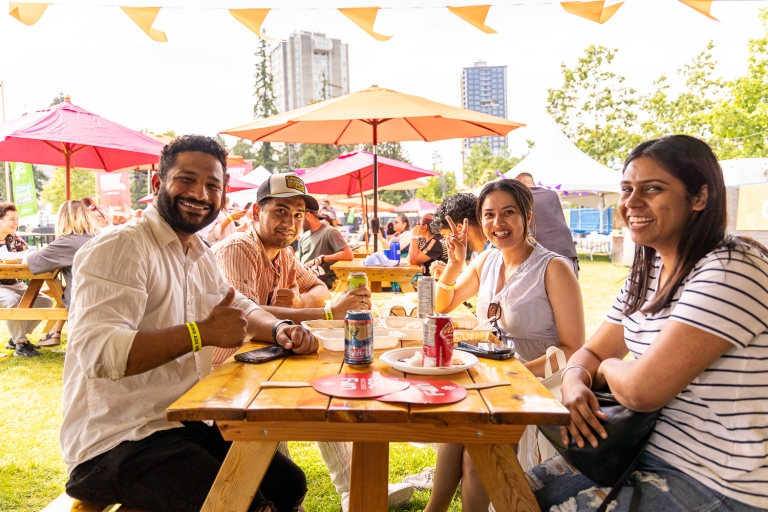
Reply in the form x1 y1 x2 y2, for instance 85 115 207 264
560 370 608 449
276 323 317 354
332 287 372 317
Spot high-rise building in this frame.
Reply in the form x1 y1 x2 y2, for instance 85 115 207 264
271 31 350 114
461 61 508 158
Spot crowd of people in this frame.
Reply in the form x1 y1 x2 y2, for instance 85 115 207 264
2 133 767 512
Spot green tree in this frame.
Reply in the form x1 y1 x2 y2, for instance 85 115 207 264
215 134 229 152
547 45 641 166
707 8 768 159
641 41 725 140
417 172 456 204
231 139 257 160
462 141 521 186
299 148 320 169
50 93 67 106
253 38 281 171
40 167 97 211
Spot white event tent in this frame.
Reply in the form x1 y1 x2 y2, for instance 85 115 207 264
504 125 621 209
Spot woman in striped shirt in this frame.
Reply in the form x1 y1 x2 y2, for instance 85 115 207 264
528 135 768 511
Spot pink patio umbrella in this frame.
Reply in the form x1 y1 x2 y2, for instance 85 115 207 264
138 174 258 204
0 101 165 200
392 197 438 214
301 151 438 245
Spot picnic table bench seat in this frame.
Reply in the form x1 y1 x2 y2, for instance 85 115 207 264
42 493 146 512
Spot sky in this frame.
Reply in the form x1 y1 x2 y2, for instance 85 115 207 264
1 0 766 177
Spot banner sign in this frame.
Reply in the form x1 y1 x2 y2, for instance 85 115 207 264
736 183 768 231
96 171 131 210
11 162 38 218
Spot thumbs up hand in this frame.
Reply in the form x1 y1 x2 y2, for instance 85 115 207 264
273 266 304 308
198 286 248 348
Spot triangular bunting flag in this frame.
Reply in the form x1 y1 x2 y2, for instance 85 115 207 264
447 5 497 34
229 9 276 40
678 0 718 21
120 6 167 42
9 2 49 26
338 7 392 41
560 1 623 24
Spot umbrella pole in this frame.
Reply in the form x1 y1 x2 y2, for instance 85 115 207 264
148 164 154 195
65 150 71 201
359 175 369 253
372 122 379 253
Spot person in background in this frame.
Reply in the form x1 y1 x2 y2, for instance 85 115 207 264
408 213 447 276
25 201 98 347
60 135 313 511
319 198 338 226
515 172 580 276
0 202 54 357
84 203 116 236
416 179 584 512
386 221 395 236
206 195 247 245
379 214 412 253
428 193 486 279
298 208 353 289
530 135 768 512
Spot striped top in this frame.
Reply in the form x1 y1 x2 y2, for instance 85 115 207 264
211 223 319 367
607 244 768 507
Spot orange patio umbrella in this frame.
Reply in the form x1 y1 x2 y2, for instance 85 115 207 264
221 85 525 252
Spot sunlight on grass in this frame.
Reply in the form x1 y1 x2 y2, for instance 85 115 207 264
0 259 628 511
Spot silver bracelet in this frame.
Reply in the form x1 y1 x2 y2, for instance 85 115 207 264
561 365 593 389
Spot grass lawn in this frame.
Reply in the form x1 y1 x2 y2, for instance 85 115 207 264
0 257 628 512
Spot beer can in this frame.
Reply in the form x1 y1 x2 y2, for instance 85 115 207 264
417 276 435 318
348 272 368 291
423 313 454 368
344 310 374 365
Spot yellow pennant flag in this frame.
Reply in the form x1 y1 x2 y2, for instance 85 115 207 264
338 7 392 41
120 6 167 42
678 0 718 21
447 5 497 34
229 9 276 40
560 1 623 24
9 2 49 26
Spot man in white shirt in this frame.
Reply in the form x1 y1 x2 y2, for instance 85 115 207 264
60 135 316 511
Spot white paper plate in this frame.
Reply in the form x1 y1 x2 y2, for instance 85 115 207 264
379 348 478 375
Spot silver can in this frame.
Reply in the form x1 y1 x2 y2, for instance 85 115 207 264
417 276 435 318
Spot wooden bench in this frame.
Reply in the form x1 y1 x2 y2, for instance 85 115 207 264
42 493 145 512
0 265 68 331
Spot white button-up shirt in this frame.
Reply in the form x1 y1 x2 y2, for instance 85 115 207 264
60 205 261 473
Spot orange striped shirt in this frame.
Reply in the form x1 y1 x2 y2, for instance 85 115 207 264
211 223 318 367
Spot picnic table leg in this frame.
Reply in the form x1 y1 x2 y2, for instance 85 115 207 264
43 279 66 333
17 279 44 309
466 443 540 512
370 281 382 293
348 442 388 512
202 440 278 512
399 281 415 293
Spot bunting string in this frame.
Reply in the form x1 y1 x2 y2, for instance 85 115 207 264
7 0 736 42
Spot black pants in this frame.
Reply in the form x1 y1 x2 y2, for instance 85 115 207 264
66 422 306 512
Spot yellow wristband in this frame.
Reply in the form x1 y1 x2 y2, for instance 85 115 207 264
438 281 455 290
324 300 333 320
227 215 234 222
186 322 202 352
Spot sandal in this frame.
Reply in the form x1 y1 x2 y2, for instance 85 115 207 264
38 331 62 347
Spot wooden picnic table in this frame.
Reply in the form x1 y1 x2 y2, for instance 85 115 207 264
331 259 422 293
167 338 569 512
0 264 67 331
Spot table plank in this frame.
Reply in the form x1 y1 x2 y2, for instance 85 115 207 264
469 357 569 426
201 441 278 512
245 349 344 422
466 443 541 512
167 342 283 422
406 369 491 425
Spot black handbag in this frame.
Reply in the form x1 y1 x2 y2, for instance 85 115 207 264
538 392 661 512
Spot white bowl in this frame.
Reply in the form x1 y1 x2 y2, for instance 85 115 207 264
381 316 423 340
301 320 346 331
315 328 406 352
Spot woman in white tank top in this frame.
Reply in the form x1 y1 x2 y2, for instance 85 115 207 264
423 179 585 512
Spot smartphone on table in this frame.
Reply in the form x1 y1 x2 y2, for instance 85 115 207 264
234 344 292 364
457 341 514 360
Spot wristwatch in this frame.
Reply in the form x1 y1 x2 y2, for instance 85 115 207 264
272 319 295 342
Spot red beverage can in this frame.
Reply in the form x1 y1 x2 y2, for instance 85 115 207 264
423 314 454 368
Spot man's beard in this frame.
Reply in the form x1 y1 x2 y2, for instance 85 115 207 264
155 187 219 235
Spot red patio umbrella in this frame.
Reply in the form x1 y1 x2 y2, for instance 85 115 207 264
392 197 438 214
0 101 165 200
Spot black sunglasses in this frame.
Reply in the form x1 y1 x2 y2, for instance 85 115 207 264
487 301 502 340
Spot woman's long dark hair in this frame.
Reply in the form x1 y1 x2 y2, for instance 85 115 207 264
476 179 535 243
622 135 766 315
